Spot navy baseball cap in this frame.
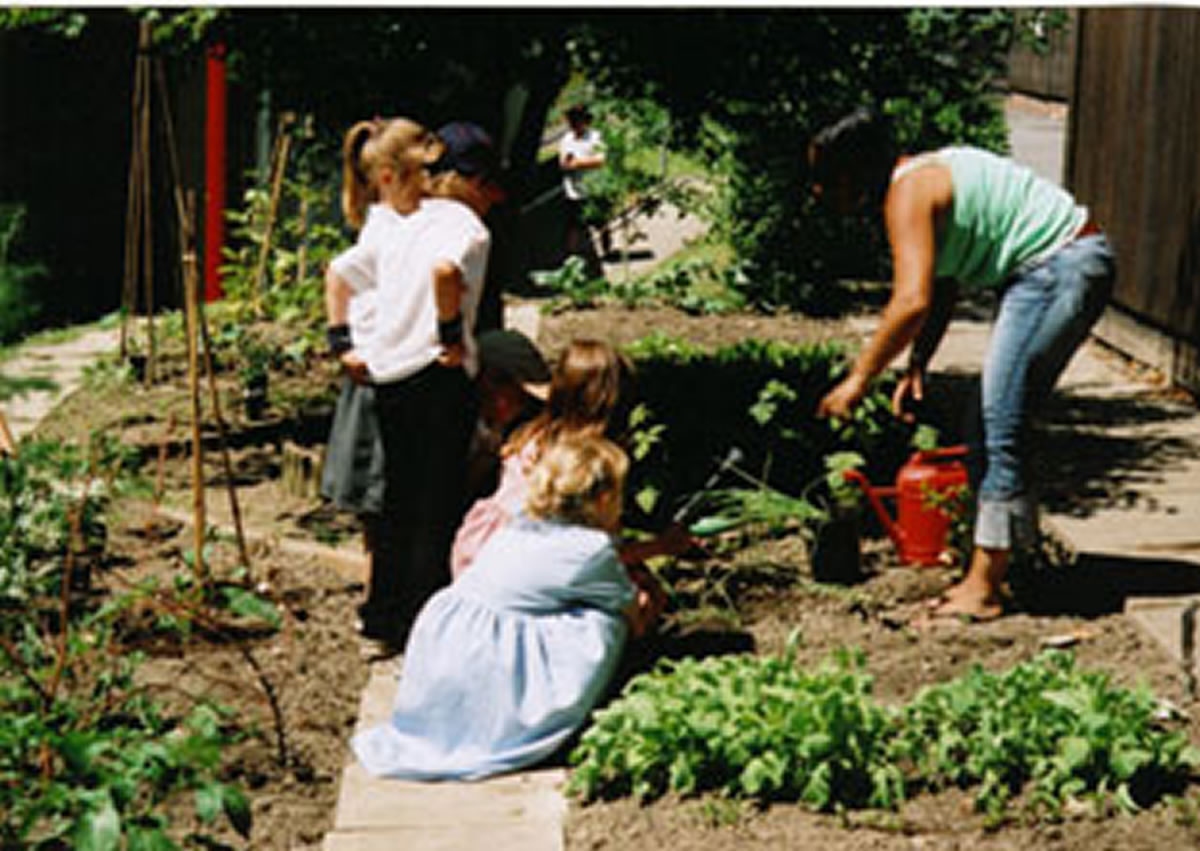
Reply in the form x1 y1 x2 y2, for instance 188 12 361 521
430 121 501 183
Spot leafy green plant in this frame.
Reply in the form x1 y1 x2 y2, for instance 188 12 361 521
889 651 1200 823
530 256 611 310
0 204 46 343
569 639 905 809
571 648 1199 823
0 614 250 847
0 435 140 604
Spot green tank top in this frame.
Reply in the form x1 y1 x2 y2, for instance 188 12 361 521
894 147 1087 289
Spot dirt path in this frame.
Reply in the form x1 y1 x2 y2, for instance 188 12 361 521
1 324 120 439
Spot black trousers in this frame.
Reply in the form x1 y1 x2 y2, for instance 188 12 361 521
362 362 476 641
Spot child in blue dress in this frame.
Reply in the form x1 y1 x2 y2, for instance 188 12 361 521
351 434 657 780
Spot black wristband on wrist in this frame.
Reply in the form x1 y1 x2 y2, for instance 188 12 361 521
438 314 464 346
326 324 352 356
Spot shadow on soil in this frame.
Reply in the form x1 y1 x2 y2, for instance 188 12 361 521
915 361 1200 523
1013 551 1200 617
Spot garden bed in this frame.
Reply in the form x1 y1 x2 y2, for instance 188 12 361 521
18 300 1200 849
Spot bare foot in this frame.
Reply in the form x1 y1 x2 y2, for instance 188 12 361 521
911 590 1004 627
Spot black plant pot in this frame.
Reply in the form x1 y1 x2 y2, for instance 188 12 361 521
809 505 862 585
128 353 147 382
242 375 269 420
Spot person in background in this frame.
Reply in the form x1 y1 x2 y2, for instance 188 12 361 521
558 103 608 259
351 435 661 780
810 106 1115 623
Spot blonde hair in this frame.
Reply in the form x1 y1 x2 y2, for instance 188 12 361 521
525 435 629 528
340 117 443 229
504 339 633 462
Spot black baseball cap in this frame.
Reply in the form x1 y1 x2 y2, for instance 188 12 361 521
430 121 501 183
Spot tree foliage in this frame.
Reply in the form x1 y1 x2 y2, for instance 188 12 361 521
570 9 1057 311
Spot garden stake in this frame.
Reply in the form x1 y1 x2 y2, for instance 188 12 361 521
183 191 207 582
197 287 252 572
1182 599 1199 699
252 112 296 313
672 446 745 523
137 19 156 385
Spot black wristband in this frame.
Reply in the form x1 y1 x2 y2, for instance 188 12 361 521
437 314 464 346
326 324 352 356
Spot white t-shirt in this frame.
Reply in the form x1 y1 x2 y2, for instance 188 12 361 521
558 128 604 201
329 204 384 351
331 198 490 384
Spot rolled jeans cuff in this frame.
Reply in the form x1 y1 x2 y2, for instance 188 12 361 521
974 495 1038 551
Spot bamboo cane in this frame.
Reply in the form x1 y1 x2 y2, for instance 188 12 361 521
120 37 143 361
138 22 156 386
197 279 252 572
183 191 207 582
251 113 294 314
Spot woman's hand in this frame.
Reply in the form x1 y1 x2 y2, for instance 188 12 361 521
891 364 925 421
340 350 370 385
817 371 869 419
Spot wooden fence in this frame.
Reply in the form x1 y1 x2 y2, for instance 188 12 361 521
1007 9 1077 101
1067 8 1200 393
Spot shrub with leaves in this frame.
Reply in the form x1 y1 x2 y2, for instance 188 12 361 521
0 204 46 343
0 615 249 848
568 641 905 810
889 651 1200 822
0 435 140 604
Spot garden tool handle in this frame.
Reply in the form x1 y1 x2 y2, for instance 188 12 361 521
672 446 744 523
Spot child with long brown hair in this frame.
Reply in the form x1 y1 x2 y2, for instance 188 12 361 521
451 338 634 578
451 339 687 627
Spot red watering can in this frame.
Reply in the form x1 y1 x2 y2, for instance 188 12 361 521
842 445 969 566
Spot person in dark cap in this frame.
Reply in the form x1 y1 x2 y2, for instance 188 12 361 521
463 328 550 507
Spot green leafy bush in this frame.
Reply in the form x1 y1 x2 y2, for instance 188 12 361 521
0 204 46 343
572 9 1064 311
621 334 912 524
0 618 249 848
570 649 1199 821
569 641 904 809
890 651 1200 822
0 436 140 604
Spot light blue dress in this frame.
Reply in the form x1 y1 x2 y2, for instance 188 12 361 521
351 513 635 780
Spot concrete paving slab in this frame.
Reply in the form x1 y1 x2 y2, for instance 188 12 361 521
2 326 120 438
322 820 561 851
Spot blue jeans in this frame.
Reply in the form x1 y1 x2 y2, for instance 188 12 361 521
969 234 1116 551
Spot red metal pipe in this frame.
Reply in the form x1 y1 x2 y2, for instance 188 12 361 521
203 42 227 302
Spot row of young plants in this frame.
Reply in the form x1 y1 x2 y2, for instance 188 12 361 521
618 333 917 533
568 642 1199 824
0 435 272 848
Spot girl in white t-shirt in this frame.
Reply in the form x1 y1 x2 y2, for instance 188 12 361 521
326 121 507 653
321 117 443 647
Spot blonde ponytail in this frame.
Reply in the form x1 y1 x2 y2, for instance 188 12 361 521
341 120 379 230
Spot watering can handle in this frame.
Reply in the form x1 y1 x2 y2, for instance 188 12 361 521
842 469 905 553
912 444 968 464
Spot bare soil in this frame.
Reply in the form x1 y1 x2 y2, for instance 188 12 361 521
35 301 1200 849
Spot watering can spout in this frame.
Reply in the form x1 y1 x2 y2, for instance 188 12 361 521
841 445 968 566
